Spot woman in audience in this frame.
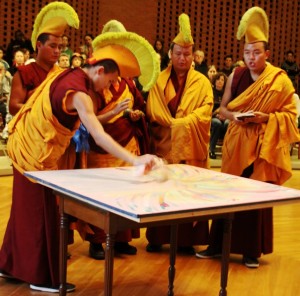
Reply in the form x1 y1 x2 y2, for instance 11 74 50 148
8 50 25 76
209 72 228 159
153 38 169 70
207 64 217 84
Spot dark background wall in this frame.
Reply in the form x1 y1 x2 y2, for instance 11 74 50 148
0 0 299 70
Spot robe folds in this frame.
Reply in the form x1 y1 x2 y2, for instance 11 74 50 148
222 63 300 185
7 66 80 174
146 66 213 246
209 64 300 258
146 65 213 167
0 67 85 286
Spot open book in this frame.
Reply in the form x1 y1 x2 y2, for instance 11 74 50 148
236 111 255 120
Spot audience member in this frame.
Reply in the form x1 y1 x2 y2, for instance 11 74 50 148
61 34 73 60
5 30 34 66
81 53 87 65
281 50 299 91
70 52 84 68
220 54 234 76
209 72 228 159
8 50 25 76
196 7 300 269
146 13 213 254
207 64 217 84
23 48 30 63
0 46 10 70
193 49 208 75
58 53 70 69
0 62 12 128
153 38 169 70
81 33 93 59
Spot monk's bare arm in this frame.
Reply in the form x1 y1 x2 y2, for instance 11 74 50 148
220 73 269 124
219 73 236 121
69 91 158 171
9 72 29 115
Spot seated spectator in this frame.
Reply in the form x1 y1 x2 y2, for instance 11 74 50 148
81 53 87 65
58 53 70 69
209 72 228 159
8 50 25 76
70 52 84 68
0 47 10 70
207 64 217 84
80 33 93 59
6 30 34 66
281 50 299 91
193 49 208 76
220 54 234 76
232 59 245 72
153 38 169 70
61 34 73 60
0 62 12 130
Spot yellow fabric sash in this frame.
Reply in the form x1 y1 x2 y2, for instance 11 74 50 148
7 66 80 173
146 65 213 167
222 63 300 184
99 80 134 123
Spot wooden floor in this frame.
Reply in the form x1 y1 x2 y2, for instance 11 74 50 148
1 170 300 295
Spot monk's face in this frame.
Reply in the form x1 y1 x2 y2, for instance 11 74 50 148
171 44 193 72
37 35 63 65
92 66 118 93
243 42 270 74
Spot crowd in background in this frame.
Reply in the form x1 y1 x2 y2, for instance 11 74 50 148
1 30 300 153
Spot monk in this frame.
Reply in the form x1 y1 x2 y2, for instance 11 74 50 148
145 14 213 254
196 7 300 268
85 77 150 259
0 23 160 294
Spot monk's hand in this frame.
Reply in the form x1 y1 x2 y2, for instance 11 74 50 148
232 112 249 125
133 155 164 175
216 113 226 121
129 110 144 121
113 98 131 115
243 112 269 124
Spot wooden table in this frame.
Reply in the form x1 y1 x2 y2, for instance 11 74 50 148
25 164 300 296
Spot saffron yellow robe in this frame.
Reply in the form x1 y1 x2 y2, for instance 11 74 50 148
7 66 80 174
222 63 300 184
146 65 213 168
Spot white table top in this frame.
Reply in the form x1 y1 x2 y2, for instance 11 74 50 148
25 164 300 222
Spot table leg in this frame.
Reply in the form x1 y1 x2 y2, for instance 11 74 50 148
168 224 178 296
59 198 68 296
219 214 234 296
104 232 116 296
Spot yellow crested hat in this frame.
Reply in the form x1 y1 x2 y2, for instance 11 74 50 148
236 7 269 43
173 13 194 47
31 2 80 50
88 20 160 91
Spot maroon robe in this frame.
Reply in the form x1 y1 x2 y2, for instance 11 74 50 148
0 68 89 286
208 67 273 258
17 62 49 97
